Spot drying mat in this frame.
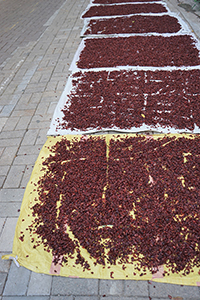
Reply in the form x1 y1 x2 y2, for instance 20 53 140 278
48 69 200 135
71 35 200 70
81 3 168 18
81 13 190 36
3 134 200 286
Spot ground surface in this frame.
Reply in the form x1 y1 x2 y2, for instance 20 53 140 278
0 0 200 299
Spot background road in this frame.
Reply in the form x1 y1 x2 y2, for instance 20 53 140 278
0 0 66 66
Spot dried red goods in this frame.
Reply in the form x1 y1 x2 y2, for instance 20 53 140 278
57 69 200 132
78 36 200 68
82 4 167 18
93 0 160 3
84 15 181 35
27 135 200 276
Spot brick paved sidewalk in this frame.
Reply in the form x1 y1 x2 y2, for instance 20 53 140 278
0 0 200 298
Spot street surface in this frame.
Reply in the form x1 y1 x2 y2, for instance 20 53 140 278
0 0 200 299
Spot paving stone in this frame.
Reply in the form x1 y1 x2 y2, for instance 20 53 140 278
75 297 99 300
47 102 58 115
46 81 58 91
52 277 98 296
50 297 73 300
124 280 149 297
28 116 51 129
0 189 24 202
35 102 49 115
15 116 32 131
0 252 11 273
57 80 67 92
100 280 124 295
27 272 52 296
29 73 42 85
21 129 39 146
0 130 25 139
0 148 4 157
151 298 187 300
0 118 8 131
35 128 48 145
0 202 21 217
0 147 18 166
0 218 18 251
0 177 5 188
14 102 38 111
0 273 7 295
99 297 149 300
3 165 26 188
40 73 53 83
13 154 37 165
41 91 61 100
25 85 46 94
0 105 15 117
2 297 50 300
3 263 31 296
0 166 9 177
1 117 20 131
29 93 43 105
0 138 22 147
11 109 35 117
18 145 42 155
20 165 34 188
149 282 200 299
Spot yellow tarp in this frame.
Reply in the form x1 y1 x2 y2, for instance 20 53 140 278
3 134 200 286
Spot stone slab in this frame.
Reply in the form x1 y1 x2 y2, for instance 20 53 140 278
3 165 26 188
0 176 5 189
0 273 7 295
0 166 9 177
124 280 149 297
0 138 22 148
2 297 50 300
99 280 124 296
18 145 42 155
0 189 25 202
0 202 21 217
0 147 18 166
21 129 39 146
20 165 34 188
13 154 37 165
75 297 99 300
27 272 52 296
99 297 149 300
0 252 11 273
50 297 73 300
0 129 24 139
149 282 200 298
0 118 8 131
3 263 31 296
0 218 18 251
52 277 98 296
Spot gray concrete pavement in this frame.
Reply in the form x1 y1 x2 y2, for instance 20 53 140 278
0 0 200 298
